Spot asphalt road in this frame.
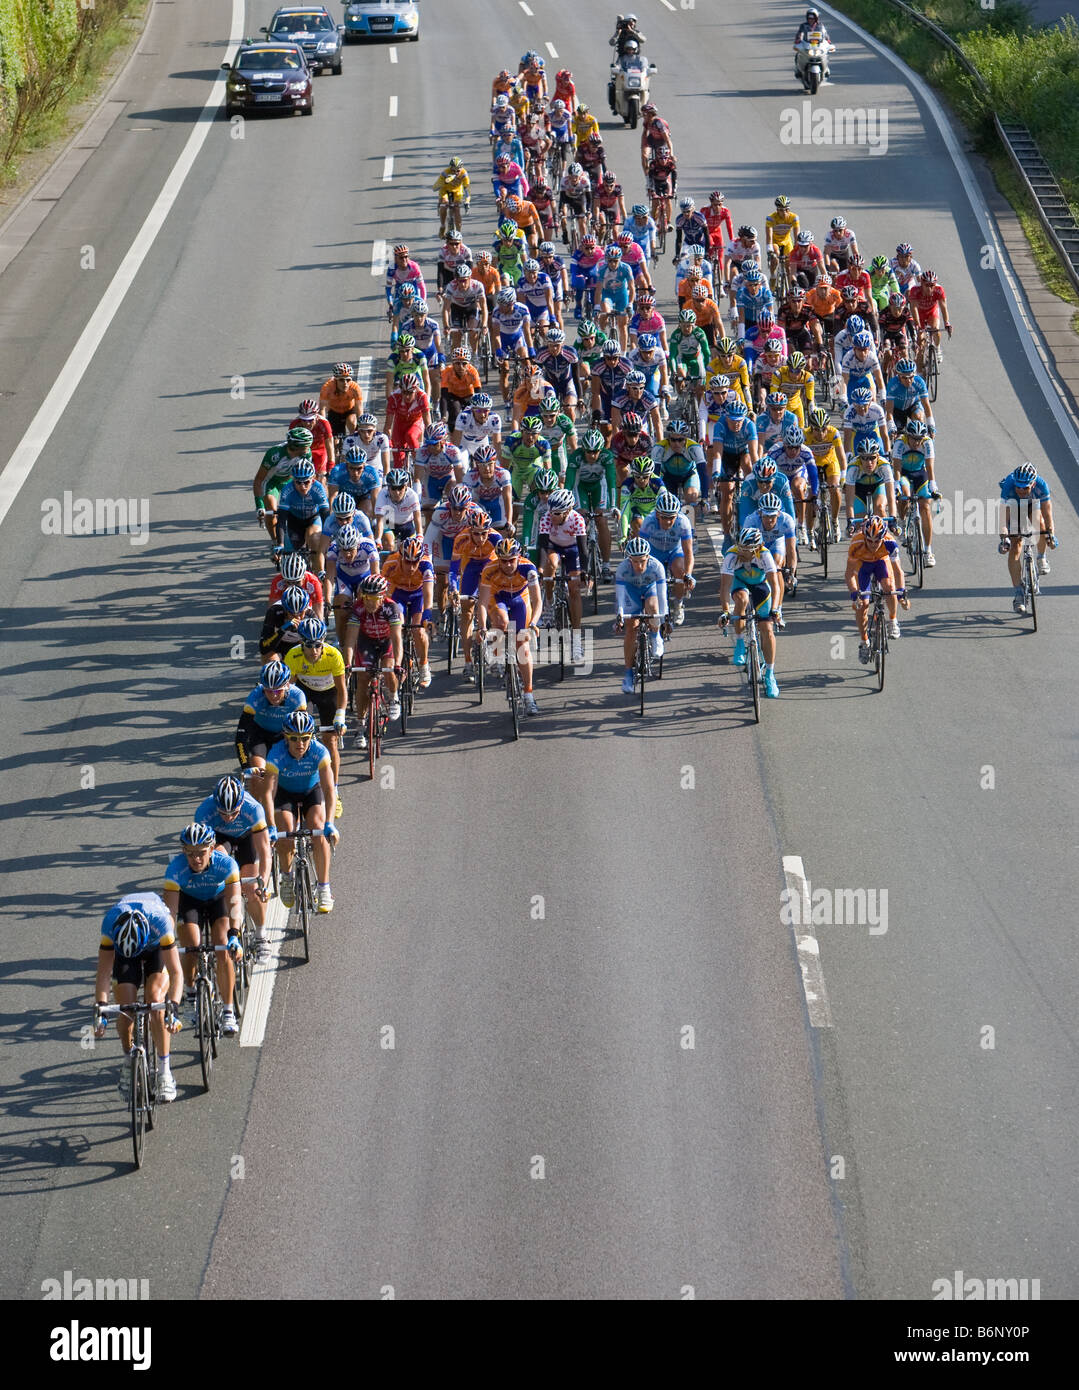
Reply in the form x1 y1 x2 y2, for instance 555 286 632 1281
1 0 1077 1301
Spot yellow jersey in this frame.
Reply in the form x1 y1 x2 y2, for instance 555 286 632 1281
708 353 751 407
774 367 815 424
433 168 470 200
765 209 800 252
283 642 346 693
806 426 843 478
573 112 600 148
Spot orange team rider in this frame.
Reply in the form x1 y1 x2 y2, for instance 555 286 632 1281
475 538 543 715
319 362 364 441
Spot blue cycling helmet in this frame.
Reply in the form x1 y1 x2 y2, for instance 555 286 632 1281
113 909 151 959
180 822 215 848
297 617 327 646
260 660 290 690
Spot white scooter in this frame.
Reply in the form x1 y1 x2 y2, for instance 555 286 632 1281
795 31 836 95
609 49 657 129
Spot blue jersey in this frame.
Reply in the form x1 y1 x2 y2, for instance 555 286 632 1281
713 417 758 453
755 409 799 453
278 479 329 522
614 554 668 607
891 438 935 473
999 472 1050 502
493 303 530 339
243 683 307 736
100 893 175 951
599 262 633 297
652 443 704 479
516 271 554 312
736 284 775 326
886 373 929 411
737 473 796 526
623 216 656 253
767 442 815 479
266 736 331 795
639 510 693 557
194 792 267 844
745 506 796 556
324 509 374 543
329 537 379 590
164 848 240 902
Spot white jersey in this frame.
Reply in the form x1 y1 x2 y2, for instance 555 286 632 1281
823 228 856 260
454 406 504 456
342 431 390 473
375 485 421 524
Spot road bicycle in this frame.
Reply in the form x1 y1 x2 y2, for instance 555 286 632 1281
277 826 331 963
901 494 926 590
722 605 764 723
918 328 942 403
97 1000 169 1169
621 612 667 716
580 509 603 615
441 594 461 676
550 565 571 679
770 248 791 301
815 482 841 579
1018 530 1042 632
812 340 839 412
866 579 890 690
399 621 421 734
183 916 231 1092
365 666 393 779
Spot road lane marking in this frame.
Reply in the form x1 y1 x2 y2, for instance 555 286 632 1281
388 94 397 117
355 355 373 401
382 155 394 182
0 0 247 533
388 46 397 63
545 42 558 58
782 855 834 1029
239 898 288 1047
519 2 533 14
372 239 388 277
659 0 677 10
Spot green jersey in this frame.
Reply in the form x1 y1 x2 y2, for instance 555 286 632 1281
566 446 617 512
539 413 576 474
619 483 660 542
668 325 710 375
257 443 307 504
869 269 901 311
502 431 554 500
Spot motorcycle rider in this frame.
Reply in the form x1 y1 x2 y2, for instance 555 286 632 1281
793 9 834 84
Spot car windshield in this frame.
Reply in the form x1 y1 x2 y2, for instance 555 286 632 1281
275 13 334 31
242 48 303 70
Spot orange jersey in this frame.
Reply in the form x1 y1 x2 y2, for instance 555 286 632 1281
506 199 539 230
806 287 842 320
441 363 483 399
692 298 723 330
479 557 538 598
381 553 433 593
320 378 364 415
848 535 898 567
474 264 502 297
451 529 499 571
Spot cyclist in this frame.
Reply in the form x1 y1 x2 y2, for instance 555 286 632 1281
998 461 1057 612
290 399 334 477
492 286 535 402
615 535 668 693
283 616 348 811
442 263 489 359
708 336 752 409
385 245 427 333
840 331 886 407
884 356 934 437
537 487 588 660
474 537 543 713
571 101 600 149
578 130 608 188
559 162 592 245
554 67 577 112
737 456 796 530
374 468 422 549
612 370 662 440
774 350 816 429
435 227 471 293
433 157 470 237
823 216 858 275
423 482 475 607
164 823 242 1035
756 390 799 456
326 449 381 529
765 194 800 284
736 265 775 342
384 372 432 470
453 392 504 459
842 386 890 459
718 527 781 697
594 172 627 241
438 349 482 436
194 774 272 958
343 412 392 477
741 491 798 628
449 505 507 680
325 524 380 647
619 455 661 540
868 253 900 312
94 897 183 1102
276 458 329 556
892 418 941 568
596 245 635 352
467 442 515 531
261 711 337 913
254 427 314 545
890 241 922 294
611 411 655 485
844 438 898 531
846 514 908 659
493 218 528 283
639 487 694 625
767 424 816 546
640 107 674 174
778 287 824 363
536 392 577 478
319 363 364 443
381 533 436 689
646 144 677 232
789 229 824 289
267 549 325 624
908 268 953 371
565 430 617 578
806 407 847 540
385 332 431 402
568 233 604 321
345 573 403 743
415 421 467 521
676 245 715 306
236 658 308 779
503 416 554 514
535 327 581 421
835 253 878 334
711 399 758 531
624 202 658 268
673 196 710 263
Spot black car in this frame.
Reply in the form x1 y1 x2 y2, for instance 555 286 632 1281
221 42 315 116
262 7 344 74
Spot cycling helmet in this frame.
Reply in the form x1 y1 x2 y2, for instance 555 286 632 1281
766 391 787 408
737 527 763 552
666 420 688 438
717 337 738 356
625 536 651 558
344 445 365 466
397 372 421 390
451 345 472 363
796 230 813 246
539 241 556 256
848 252 864 268
548 488 575 513
449 156 463 170
903 419 928 439
180 822 215 848
497 286 517 306
112 908 151 959
625 371 647 388
496 153 511 167
297 617 326 647
637 333 658 351
754 460 778 482
520 415 542 433
809 407 829 429
921 268 938 284
743 266 763 284
863 516 888 544
386 469 410 489
841 286 859 300
737 225 755 239
853 330 873 349
400 534 425 564
846 315 865 335
471 444 497 465
679 197 694 212
213 774 244 814
857 437 881 457
871 254 889 271
850 386 873 405
534 469 559 492
448 483 473 508
333 361 353 378
465 506 489 529
279 552 307 582
889 292 906 307
602 339 621 357
397 332 416 349
283 709 317 738
260 659 291 690
708 374 730 392
677 309 696 325
588 132 603 144
642 101 657 115
783 425 805 448
546 326 566 344
789 351 807 372
568 162 583 177
297 398 319 419
359 574 389 597
1013 462 1037 486
896 358 917 376
494 538 521 559
333 492 358 516
287 426 314 448
655 489 681 515
357 411 378 428
280 585 309 617
896 242 913 256
540 394 559 413
335 526 361 550
725 401 748 420
637 288 656 304
397 285 417 305
631 203 648 218
426 421 449 443
629 457 656 482
605 246 623 261
758 493 783 515
503 195 520 213
524 258 540 274
774 195 791 209
830 216 846 231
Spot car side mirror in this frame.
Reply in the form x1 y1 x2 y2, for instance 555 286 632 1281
338 24 345 32
649 64 658 74
220 61 231 70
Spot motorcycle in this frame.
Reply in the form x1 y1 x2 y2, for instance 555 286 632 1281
795 31 835 95
609 52 657 129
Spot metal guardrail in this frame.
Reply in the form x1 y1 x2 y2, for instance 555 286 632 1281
869 0 1079 296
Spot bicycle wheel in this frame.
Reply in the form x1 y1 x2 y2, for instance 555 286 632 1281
508 661 520 740
878 617 887 691
556 596 568 680
197 978 213 1092
271 846 280 900
1025 552 1038 632
912 512 925 590
818 509 829 579
748 630 761 724
400 656 411 735
232 933 246 1019
589 535 600 615
298 858 311 963
445 604 457 676
637 630 646 717
145 1021 159 1130
368 689 378 780
926 344 939 403
131 1050 148 1169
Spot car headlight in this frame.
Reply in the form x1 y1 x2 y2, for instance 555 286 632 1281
401 11 417 26
317 40 335 50
288 80 308 92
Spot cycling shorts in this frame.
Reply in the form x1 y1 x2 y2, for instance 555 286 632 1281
731 578 773 617
662 469 700 496
177 891 230 925
495 592 532 632
538 538 581 573
112 948 165 986
349 634 391 669
477 494 510 528
392 587 426 620
856 559 891 590
575 477 610 511
423 473 451 505
620 585 657 617
216 832 257 868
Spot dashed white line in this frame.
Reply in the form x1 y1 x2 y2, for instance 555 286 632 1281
545 42 558 58
355 355 373 402
782 855 834 1029
519 2 533 14
388 94 398 118
382 155 394 182
239 899 288 1047
659 0 677 10
371 239 388 277
388 45 398 63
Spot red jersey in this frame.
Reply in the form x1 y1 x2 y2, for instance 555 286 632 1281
386 389 429 432
269 572 325 609
554 77 575 107
611 427 654 468
703 205 734 247
789 243 824 277
289 415 333 472
835 268 872 300
907 282 946 322
349 599 402 642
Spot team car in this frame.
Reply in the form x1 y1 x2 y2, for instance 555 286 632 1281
221 41 315 115
261 7 344 74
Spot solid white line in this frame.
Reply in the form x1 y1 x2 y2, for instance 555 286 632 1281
817 2 1079 457
371 239 388 278
659 0 677 11
239 899 289 1047
388 94 398 118
519 2 533 15
703 520 726 565
0 0 247 533
388 45 398 63
545 42 558 59
782 855 834 1029
355 355 373 403
382 155 394 183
